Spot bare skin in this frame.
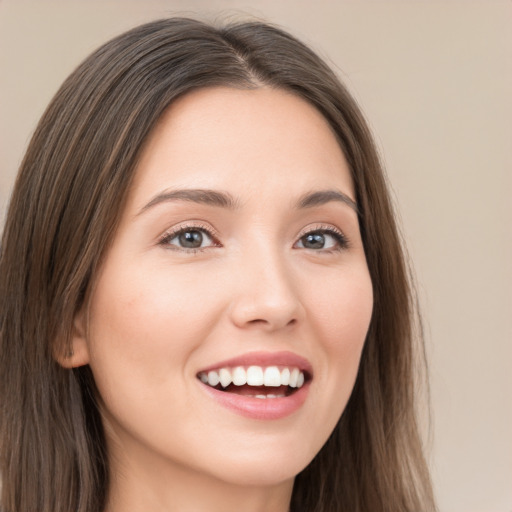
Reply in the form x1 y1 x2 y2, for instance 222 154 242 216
66 87 373 512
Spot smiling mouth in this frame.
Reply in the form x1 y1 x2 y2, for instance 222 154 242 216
197 365 308 399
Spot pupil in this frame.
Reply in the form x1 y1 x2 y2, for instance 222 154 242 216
179 230 203 248
304 233 325 249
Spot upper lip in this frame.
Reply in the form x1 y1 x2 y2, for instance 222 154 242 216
197 350 313 377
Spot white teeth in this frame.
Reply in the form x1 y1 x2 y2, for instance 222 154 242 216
199 366 306 389
219 368 232 388
246 366 264 386
232 366 247 386
263 366 281 387
207 371 220 387
289 368 299 387
280 368 290 385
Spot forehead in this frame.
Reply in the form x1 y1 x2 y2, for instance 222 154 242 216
128 86 354 210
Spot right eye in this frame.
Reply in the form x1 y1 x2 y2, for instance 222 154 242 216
159 225 219 252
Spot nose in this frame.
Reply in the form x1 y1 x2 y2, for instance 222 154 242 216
228 245 304 332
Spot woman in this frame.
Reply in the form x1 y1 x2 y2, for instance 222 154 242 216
0 17 436 512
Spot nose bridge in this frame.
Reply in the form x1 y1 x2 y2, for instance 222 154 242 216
229 236 302 330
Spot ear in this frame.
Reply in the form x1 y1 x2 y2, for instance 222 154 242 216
56 308 91 368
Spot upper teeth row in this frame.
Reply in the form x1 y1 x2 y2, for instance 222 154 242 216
198 366 305 389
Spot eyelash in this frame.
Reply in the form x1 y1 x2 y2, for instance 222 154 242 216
158 223 350 254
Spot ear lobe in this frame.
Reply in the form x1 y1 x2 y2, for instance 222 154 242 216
56 308 91 368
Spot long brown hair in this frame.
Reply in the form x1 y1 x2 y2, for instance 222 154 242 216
0 17 436 512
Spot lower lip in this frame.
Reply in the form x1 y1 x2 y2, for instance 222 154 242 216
199 381 311 420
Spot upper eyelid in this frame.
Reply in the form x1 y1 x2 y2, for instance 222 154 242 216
158 222 220 242
157 221 348 248
297 223 344 236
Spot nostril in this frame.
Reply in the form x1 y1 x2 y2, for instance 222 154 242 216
245 317 298 329
247 318 268 325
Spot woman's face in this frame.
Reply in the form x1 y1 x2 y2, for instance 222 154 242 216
74 87 373 489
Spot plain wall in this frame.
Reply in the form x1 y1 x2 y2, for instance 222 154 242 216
1 2 511 511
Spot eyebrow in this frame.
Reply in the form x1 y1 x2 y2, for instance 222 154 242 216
138 188 239 215
138 187 358 215
295 189 359 213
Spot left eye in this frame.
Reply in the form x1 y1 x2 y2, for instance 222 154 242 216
163 228 215 250
295 230 345 250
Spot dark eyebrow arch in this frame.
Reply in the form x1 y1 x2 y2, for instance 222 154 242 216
296 189 359 214
138 188 239 215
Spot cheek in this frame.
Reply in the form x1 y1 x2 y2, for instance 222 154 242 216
308 265 373 349
93 256 207 325
85 264 217 398
303 264 373 411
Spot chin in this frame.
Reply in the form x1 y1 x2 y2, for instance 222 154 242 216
198 441 316 488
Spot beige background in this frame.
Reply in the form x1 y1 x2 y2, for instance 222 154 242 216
1 1 510 511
